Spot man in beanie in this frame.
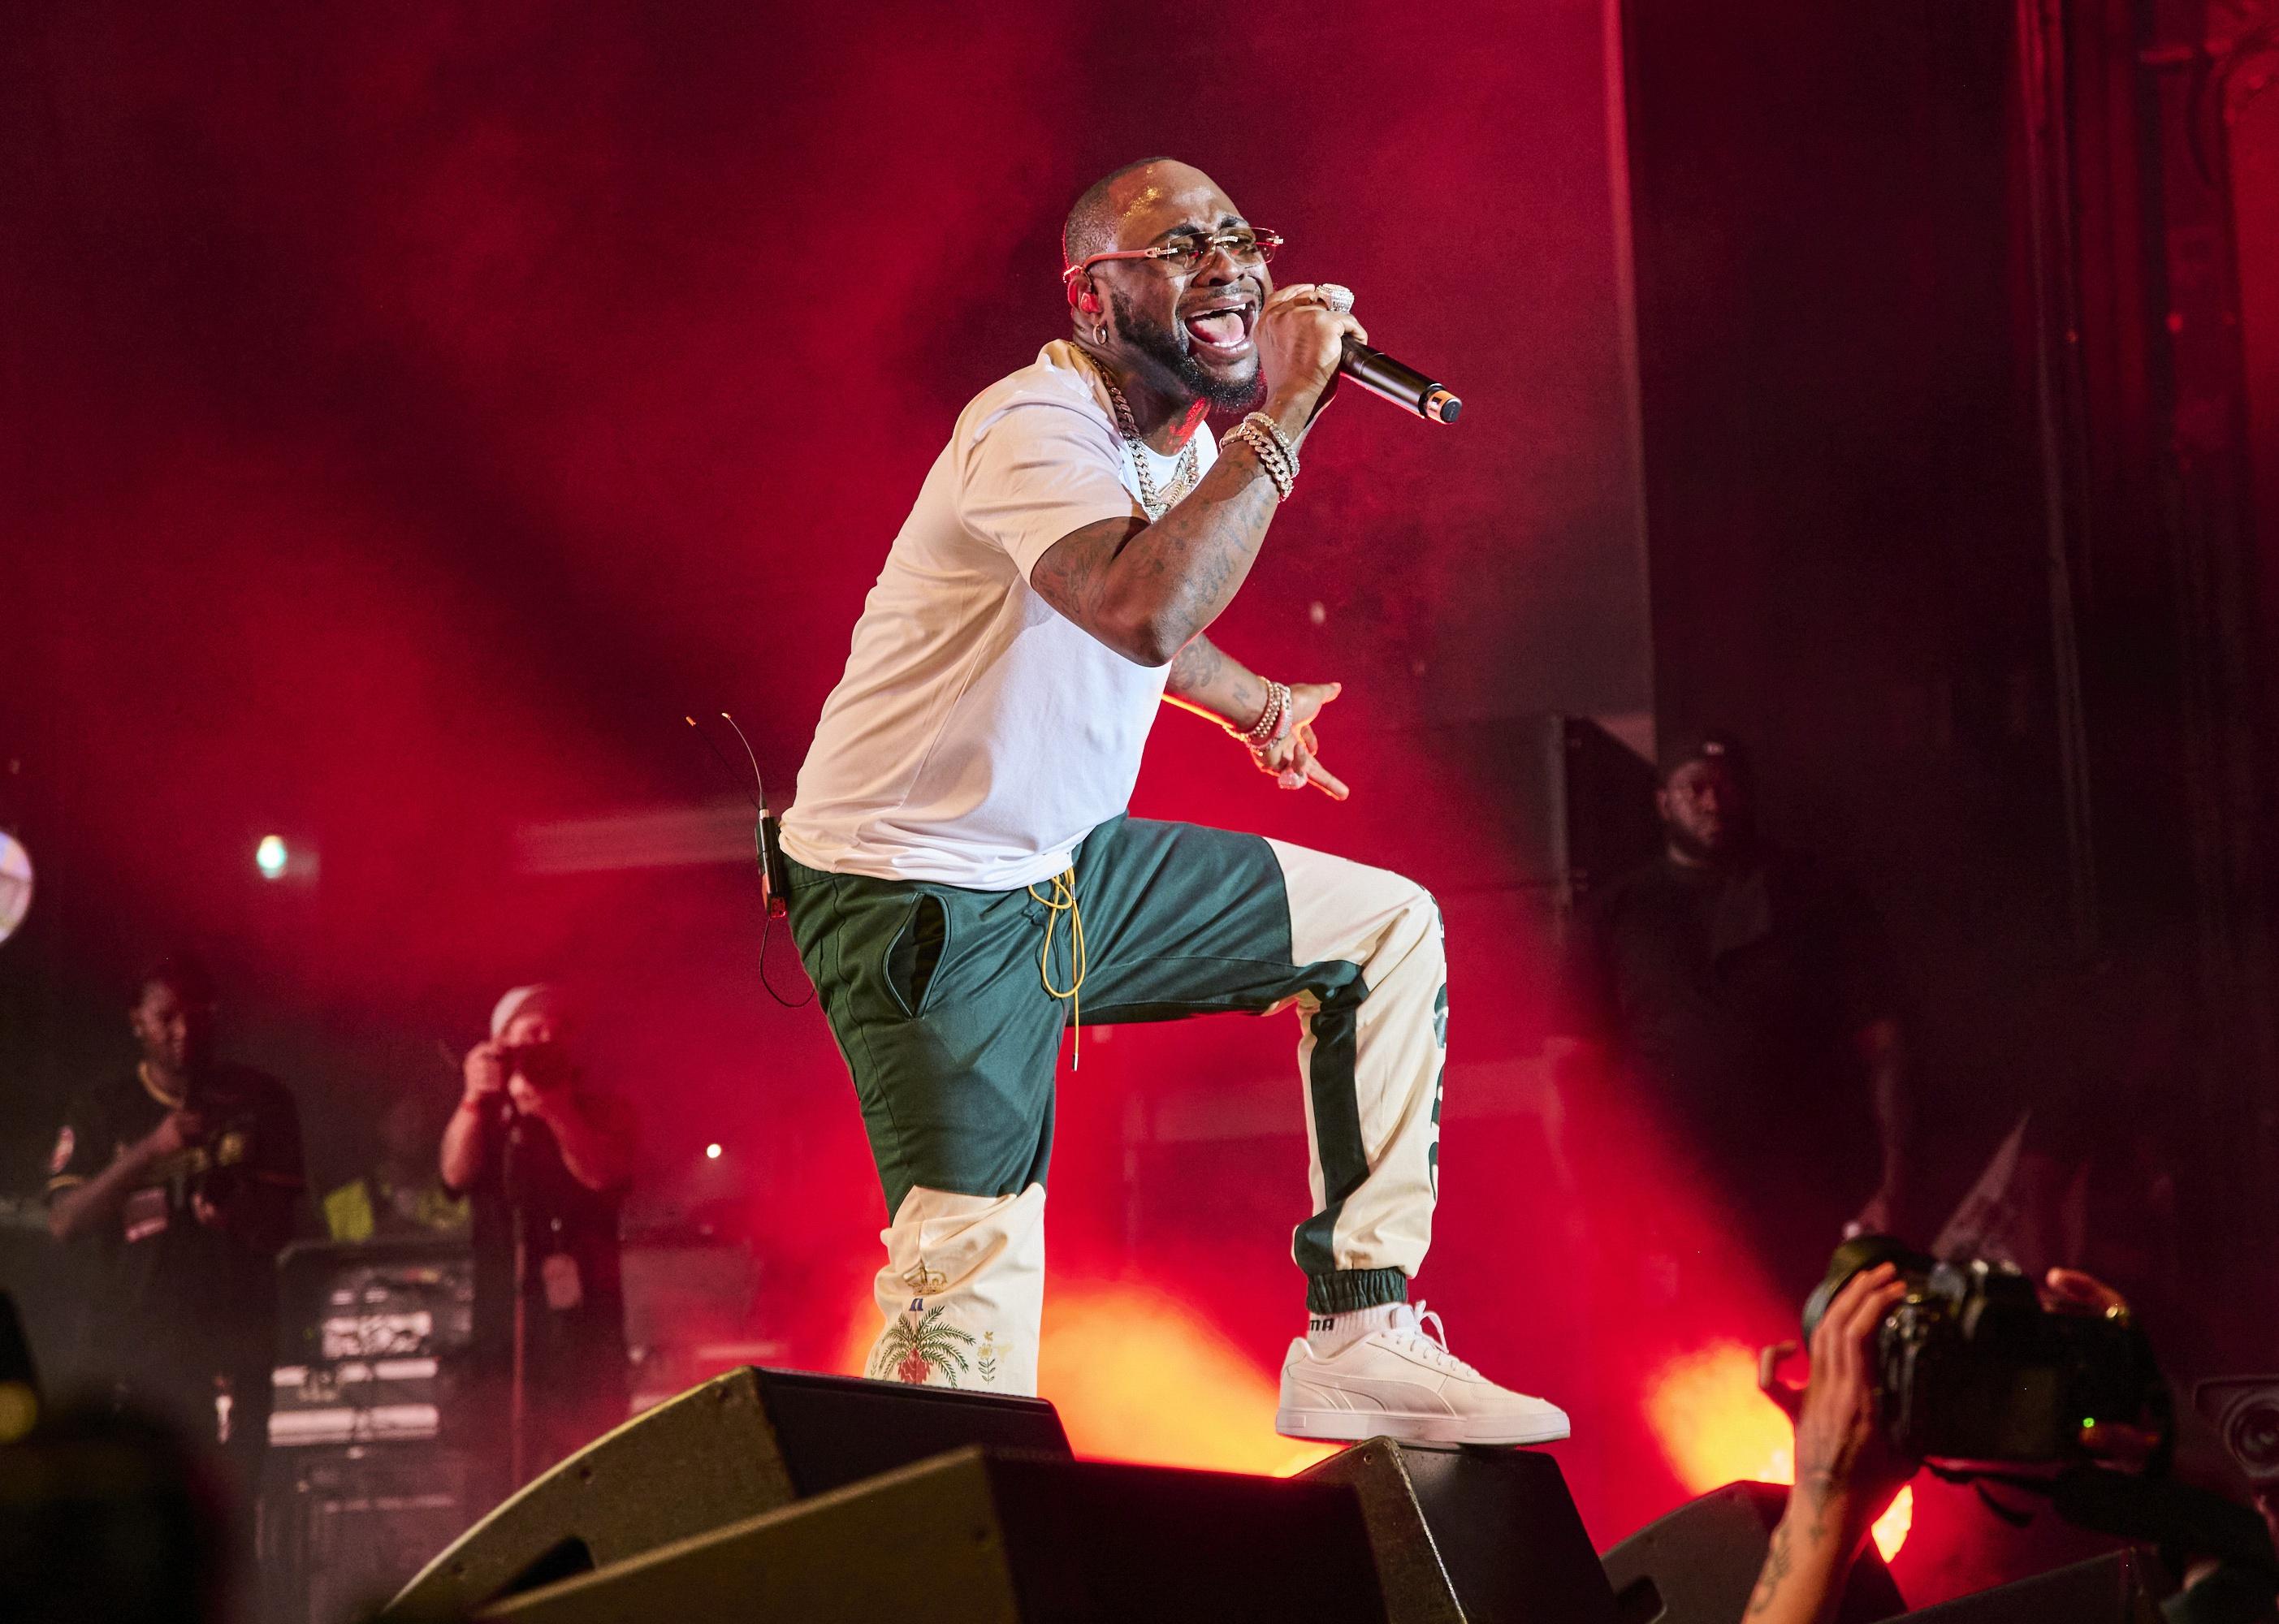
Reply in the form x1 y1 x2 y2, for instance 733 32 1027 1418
440 984 634 1481
1549 731 1912 1294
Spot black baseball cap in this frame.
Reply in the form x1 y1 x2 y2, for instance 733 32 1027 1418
1657 728 1752 787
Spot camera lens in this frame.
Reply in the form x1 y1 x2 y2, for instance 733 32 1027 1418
2225 1395 2279 1479
1801 1233 1929 1340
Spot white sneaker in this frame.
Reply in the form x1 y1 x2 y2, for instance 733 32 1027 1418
1275 1302 1572 1446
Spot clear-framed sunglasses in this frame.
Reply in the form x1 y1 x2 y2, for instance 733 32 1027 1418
1062 227 1285 286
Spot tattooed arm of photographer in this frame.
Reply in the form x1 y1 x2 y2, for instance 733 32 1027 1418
1746 1263 1914 1624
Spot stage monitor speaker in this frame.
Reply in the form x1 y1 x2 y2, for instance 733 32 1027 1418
1893 1552 2163 1623
380 1366 1070 1622
479 1445 1386 1624
1300 1437 1619 1622
1600 1480 1905 1624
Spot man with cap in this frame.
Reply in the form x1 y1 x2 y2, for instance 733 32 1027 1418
440 984 634 1479
1548 731 1911 1293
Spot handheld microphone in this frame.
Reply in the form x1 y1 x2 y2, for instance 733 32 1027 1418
1339 338 1462 424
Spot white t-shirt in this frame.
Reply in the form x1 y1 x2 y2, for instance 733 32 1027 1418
781 341 1217 889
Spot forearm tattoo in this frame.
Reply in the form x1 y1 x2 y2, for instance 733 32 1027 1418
1748 1522 1795 1616
1165 633 1268 730
1165 635 1223 695
1798 1435 1861 1539
1139 449 1281 633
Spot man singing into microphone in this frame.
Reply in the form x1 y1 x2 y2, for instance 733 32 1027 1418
780 158 1567 1444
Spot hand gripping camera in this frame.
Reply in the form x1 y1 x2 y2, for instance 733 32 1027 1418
1803 1235 2163 1466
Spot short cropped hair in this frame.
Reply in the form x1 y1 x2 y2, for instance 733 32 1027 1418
137 952 217 1009
1062 156 1180 269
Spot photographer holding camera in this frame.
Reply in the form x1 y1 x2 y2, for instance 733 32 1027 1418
1750 1248 2279 1623
439 983 636 1485
1748 1263 1914 1624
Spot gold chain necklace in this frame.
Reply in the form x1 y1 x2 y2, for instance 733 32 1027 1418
1078 352 1199 520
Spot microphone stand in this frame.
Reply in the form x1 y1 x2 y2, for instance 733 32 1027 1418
499 1095 530 1491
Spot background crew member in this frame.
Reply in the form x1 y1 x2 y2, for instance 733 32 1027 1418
323 1089 469 1243
43 953 305 1521
439 983 634 1478
1549 732 1911 1293
779 157 1567 1445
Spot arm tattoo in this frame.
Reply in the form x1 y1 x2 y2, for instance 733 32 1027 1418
1161 633 1271 730
1748 1521 1795 1616
1166 636 1224 695
1029 519 1135 628
1798 1436 1860 1540
1028 443 1283 661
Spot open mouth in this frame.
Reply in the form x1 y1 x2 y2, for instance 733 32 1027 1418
1181 300 1256 359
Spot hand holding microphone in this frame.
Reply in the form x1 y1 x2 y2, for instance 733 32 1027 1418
1260 283 1464 426
1255 283 1370 434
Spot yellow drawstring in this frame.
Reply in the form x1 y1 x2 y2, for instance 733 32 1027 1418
1028 866 1086 1069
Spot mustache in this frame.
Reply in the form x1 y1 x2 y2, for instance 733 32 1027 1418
1108 290 1263 413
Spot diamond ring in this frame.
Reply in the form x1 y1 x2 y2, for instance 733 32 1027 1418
1317 283 1355 313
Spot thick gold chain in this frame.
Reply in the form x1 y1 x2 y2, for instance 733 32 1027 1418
1079 352 1199 520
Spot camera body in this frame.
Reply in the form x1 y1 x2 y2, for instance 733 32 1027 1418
497 1040 572 1091
1808 1237 2156 1466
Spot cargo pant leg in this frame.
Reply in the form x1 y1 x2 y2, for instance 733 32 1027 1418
1067 818 1447 1315
785 859 1065 1394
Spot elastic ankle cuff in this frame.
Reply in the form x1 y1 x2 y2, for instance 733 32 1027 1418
1307 1268 1408 1315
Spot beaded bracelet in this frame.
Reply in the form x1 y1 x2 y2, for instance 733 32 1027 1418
1237 680 1291 749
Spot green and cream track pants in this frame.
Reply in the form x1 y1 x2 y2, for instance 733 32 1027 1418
786 815 1447 1395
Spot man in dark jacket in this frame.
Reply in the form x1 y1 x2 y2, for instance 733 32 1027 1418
45 954 305 1515
1550 733 1911 1294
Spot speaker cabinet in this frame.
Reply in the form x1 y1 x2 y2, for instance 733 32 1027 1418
380 1367 1070 1622
1600 1481 1905 1624
1895 1552 2163 1623
480 1445 1386 1624
265 1447 491 1624
1300 1438 1619 1622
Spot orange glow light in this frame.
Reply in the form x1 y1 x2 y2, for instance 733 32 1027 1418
1645 1339 1796 1492
1642 1338 1911 1562
840 1281 1336 1479
1871 1484 1914 1562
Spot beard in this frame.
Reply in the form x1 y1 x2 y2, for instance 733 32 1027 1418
1110 288 1265 413
1664 816 1753 867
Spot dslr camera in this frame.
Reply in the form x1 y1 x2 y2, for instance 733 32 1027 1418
498 1039 572 1090
1804 1235 2161 1466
